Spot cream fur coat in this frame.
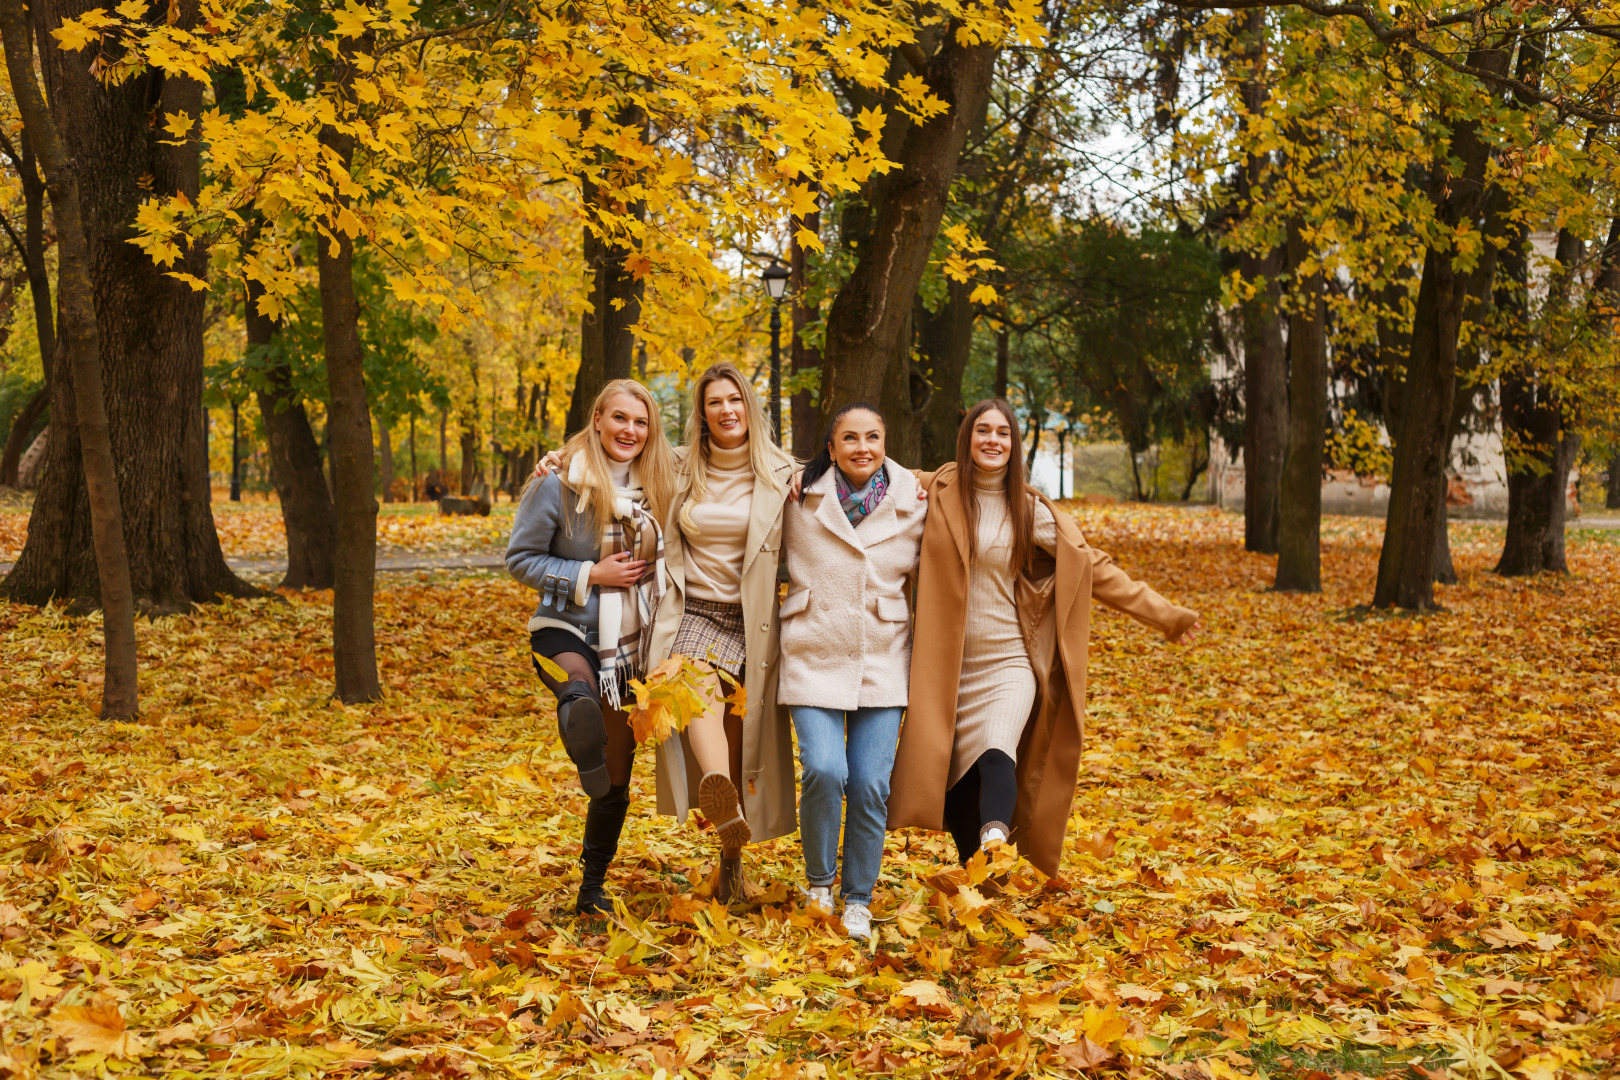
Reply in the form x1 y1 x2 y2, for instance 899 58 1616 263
777 462 928 710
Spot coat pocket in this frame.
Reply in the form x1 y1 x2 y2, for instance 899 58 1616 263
780 588 811 618
876 595 910 622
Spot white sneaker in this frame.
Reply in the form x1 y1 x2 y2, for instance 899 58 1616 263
981 826 1008 847
804 885 834 916
842 903 872 940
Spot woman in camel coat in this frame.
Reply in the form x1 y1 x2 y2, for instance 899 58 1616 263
886 401 1199 878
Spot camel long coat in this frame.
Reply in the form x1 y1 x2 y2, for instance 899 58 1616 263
777 463 928 710
886 463 1198 877
649 457 798 843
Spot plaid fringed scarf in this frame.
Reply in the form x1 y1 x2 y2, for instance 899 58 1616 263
570 455 665 710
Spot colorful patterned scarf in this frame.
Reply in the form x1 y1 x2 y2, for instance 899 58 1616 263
835 463 889 527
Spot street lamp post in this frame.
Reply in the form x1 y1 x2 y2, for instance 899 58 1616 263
760 259 790 445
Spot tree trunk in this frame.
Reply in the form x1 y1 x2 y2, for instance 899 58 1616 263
318 39 381 705
915 278 976 469
377 415 393 503
789 181 822 459
565 102 647 437
2 0 252 613
252 288 336 591
1608 453 1620 510
817 33 998 427
993 322 1009 400
0 126 54 488
0 0 137 716
1229 8 1286 555
1274 225 1326 592
456 426 475 493
1373 45 1510 609
1240 250 1287 555
0 386 46 486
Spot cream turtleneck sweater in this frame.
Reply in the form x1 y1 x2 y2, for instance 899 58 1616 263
683 440 755 604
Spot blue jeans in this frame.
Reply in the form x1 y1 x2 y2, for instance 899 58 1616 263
791 706 902 906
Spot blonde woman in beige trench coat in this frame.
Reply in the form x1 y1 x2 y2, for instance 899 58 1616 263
644 363 797 901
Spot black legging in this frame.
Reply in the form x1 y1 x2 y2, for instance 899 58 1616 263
942 749 1017 864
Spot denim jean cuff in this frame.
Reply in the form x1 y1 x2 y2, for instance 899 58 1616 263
805 873 837 888
841 891 872 906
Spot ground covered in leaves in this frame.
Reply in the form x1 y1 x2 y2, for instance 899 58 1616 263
2 504 1618 1080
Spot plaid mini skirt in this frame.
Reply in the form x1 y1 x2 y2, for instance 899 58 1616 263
669 598 747 678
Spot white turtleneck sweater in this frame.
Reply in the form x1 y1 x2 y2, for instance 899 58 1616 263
950 465 1059 786
683 440 755 604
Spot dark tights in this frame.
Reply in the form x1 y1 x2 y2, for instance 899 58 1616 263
942 749 1017 864
534 651 635 787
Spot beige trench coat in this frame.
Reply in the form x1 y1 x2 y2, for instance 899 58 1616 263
649 457 798 844
777 463 927 710
886 463 1198 877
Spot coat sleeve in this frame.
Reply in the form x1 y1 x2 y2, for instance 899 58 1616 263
1085 542 1198 642
505 475 594 611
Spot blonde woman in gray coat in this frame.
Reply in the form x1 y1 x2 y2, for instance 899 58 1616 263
778 403 927 939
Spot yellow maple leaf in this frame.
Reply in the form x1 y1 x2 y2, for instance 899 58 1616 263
51 17 102 53
50 1001 148 1059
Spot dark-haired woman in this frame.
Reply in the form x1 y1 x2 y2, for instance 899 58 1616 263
778 404 926 939
886 399 1201 878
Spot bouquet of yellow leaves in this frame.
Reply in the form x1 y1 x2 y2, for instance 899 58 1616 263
625 656 746 745
533 652 744 745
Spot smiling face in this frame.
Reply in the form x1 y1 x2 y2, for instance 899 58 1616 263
593 392 651 463
969 408 1015 473
830 409 885 487
703 377 749 450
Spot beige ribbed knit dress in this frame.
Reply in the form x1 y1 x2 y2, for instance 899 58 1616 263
949 466 1059 787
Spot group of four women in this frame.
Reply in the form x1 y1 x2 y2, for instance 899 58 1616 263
505 362 1199 940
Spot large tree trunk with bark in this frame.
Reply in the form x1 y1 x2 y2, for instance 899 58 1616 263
319 40 381 704
565 103 647 437
2 0 252 613
817 33 998 426
915 278 976 469
1373 45 1509 609
1493 212 1616 573
1228 9 1286 555
250 283 336 591
0 0 137 715
1240 251 1287 555
1274 225 1325 592
1493 225 1565 576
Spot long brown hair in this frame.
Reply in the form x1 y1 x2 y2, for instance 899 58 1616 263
955 398 1034 575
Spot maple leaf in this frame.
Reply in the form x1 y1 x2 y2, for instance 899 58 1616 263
1481 921 1532 949
1053 1037 1114 1070
50 1001 148 1059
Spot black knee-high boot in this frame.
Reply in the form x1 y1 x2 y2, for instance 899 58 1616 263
576 783 630 914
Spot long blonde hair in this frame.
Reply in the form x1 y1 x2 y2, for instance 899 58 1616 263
558 379 676 535
677 361 795 534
